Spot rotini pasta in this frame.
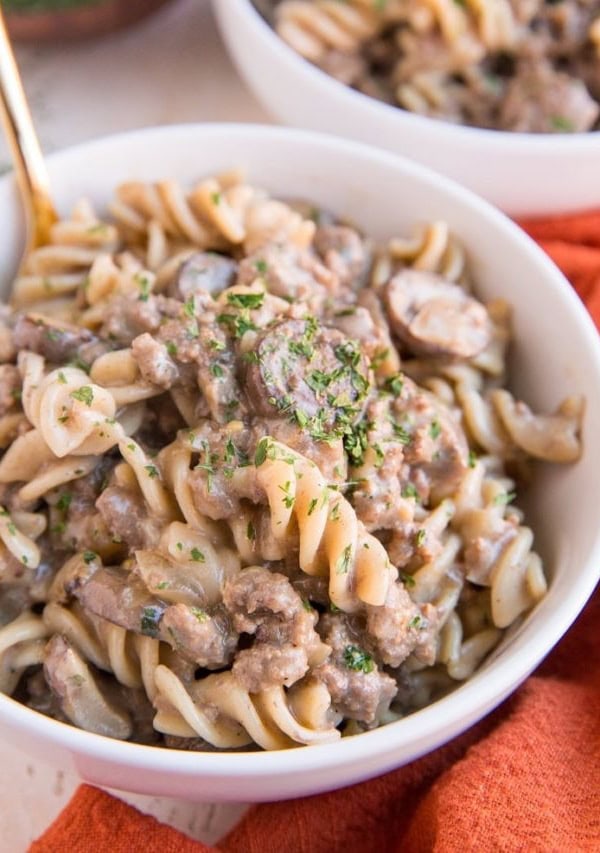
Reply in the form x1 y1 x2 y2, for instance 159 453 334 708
259 0 600 133
0 171 582 751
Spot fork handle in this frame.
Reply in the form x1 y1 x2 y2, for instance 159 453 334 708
0 8 57 251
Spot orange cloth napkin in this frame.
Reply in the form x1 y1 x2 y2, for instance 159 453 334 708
30 211 600 853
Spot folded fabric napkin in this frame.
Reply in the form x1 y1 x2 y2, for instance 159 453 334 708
30 211 600 853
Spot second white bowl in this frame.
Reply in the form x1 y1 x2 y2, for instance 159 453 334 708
214 0 600 216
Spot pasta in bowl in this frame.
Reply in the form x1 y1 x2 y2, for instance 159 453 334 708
0 125 598 800
213 0 600 214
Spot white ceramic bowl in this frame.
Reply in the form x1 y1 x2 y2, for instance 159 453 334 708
0 124 599 802
214 0 600 216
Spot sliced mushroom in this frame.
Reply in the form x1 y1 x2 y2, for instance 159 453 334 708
491 390 583 463
170 252 238 300
384 270 491 359
44 635 131 739
75 565 166 636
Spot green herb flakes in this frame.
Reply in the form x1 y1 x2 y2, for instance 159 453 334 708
343 645 375 674
190 606 209 622
494 491 516 506
140 606 162 638
226 291 265 310
70 386 94 407
336 544 353 575
190 547 205 563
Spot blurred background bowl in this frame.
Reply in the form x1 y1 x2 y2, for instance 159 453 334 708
213 0 600 216
3 0 176 42
0 124 599 802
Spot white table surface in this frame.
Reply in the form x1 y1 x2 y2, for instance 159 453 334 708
0 0 272 848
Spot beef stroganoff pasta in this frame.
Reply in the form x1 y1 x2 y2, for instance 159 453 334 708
256 0 600 133
0 171 583 750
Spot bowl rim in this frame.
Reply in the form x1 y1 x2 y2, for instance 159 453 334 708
226 0 600 150
0 122 599 781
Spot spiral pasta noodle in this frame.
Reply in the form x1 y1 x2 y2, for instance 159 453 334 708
262 0 600 133
0 170 583 751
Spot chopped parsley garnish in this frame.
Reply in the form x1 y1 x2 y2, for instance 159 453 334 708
289 339 314 358
190 547 205 562
336 544 353 575
301 598 313 613
494 491 516 506
307 497 318 516
343 419 369 466
278 481 295 509
156 581 170 590
217 311 257 339
254 259 268 274
550 115 575 133
191 606 209 622
83 550 97 564
145 465 159 479
211 191 222 206
430 419 441 440
140 606 162 637
224 437 236 464
409 614 425 630
400 572 416 588
183 297 195 319
247 521 256 541
70 386 94 407
391 419 411 445
373 443 385 468
383 373 404 396
255 437 271 467
136 274 151 302
226 291 265 310
68 356 91 374
209 338 226 352
294 409 309 428
343 645 374 674
415 528 426 547
468 450 477 468
165 341 178 357
370 348 389 369
210 363 224 378
56 493 71 512
57 371 67 384
7 522 16 535
402 483 419 500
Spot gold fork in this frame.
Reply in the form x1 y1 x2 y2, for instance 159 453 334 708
0 8 58 276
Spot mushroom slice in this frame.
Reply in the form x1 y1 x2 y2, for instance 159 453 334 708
385 270 491 359
44 635 131 739
491 390 583 463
